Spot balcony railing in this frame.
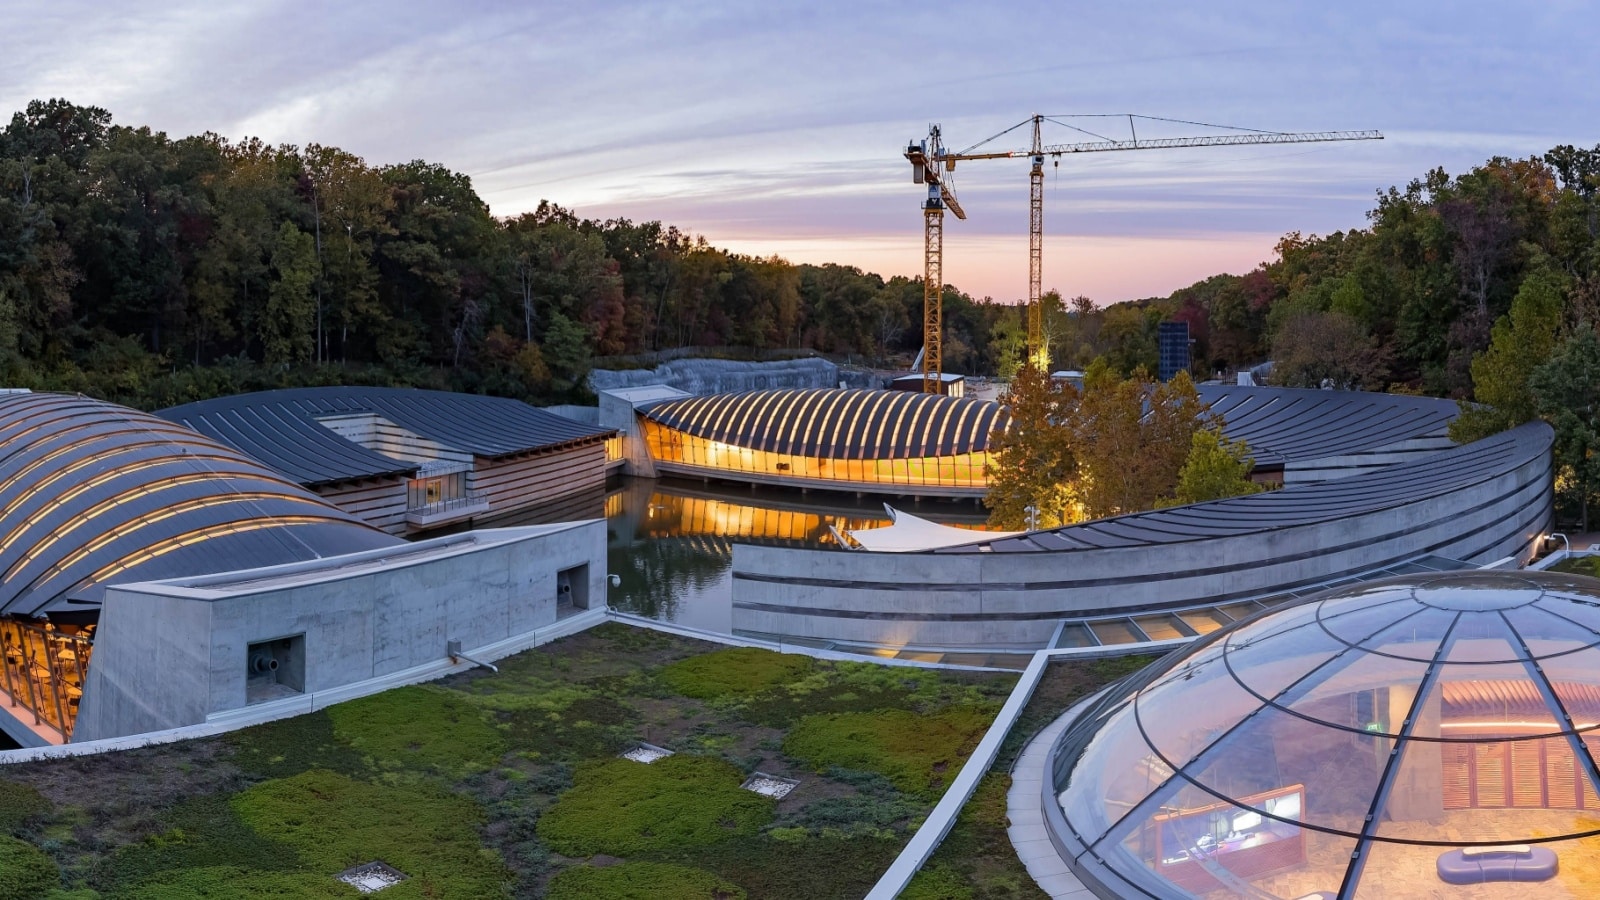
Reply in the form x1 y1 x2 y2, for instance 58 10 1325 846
405 491 490 529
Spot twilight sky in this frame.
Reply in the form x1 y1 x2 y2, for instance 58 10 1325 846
3 1 1595 304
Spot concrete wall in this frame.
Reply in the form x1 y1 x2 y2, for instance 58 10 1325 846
590 358 840 395
729 445 1553 648
73 521 606 742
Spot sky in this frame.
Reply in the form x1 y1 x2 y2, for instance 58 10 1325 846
2 1 1596 305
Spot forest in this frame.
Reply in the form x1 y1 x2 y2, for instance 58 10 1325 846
1 99 1598 423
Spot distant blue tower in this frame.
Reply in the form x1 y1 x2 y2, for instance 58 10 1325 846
1158 321 1190 382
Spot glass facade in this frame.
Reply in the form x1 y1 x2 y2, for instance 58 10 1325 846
0 618 92 740
1051 572 1600 899
641 419 990 489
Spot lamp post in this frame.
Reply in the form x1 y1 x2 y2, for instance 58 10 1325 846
1024 505 1039 531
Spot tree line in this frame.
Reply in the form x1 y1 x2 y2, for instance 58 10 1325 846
0 99 1023 409
3 99 1599 522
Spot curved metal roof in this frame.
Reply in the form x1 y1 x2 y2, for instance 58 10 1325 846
0 393 401 617
1196 384 1459 467
638 384 1455 468
936 420 1549 553
640 389 1011 460
159 387 613 486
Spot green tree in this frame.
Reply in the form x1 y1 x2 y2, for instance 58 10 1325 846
262 221 316 365
983 362 1077 529
1163 428 1263 506
1531 326 1600 530
1450 260 1568 442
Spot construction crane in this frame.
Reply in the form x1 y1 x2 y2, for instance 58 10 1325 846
904 125 966 394
907 115 1383 383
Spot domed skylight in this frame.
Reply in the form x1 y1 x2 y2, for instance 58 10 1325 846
1050 572 1600 899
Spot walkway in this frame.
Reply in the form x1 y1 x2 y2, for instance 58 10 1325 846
1007 695 1099 899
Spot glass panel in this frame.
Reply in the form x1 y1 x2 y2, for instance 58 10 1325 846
1135 644 1267 773
1112 784 1356 898
1062 703 1169 844
1436 661 1562 740
1055 623 1097 648
1283 647 1431 728
1328 605 1458 661
1528 647 1600 733
1132 615 1187 642
1178 608 1231 635
1090 619 1143 645
1177 701 1386 834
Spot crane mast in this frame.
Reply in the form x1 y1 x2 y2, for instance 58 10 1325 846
908 116 1383 384
904 126 966 394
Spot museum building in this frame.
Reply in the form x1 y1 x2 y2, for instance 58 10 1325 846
0 391 607 746
159 387 619 534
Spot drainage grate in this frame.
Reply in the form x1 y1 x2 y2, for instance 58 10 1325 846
336 861 409 893
620 741 674 764
741 772 799 799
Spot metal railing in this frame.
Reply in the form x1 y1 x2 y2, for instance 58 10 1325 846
406 491 488 519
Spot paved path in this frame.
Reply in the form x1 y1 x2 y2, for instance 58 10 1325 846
1007 698 1098 899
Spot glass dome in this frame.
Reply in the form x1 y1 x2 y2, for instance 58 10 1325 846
1049 572 1600 899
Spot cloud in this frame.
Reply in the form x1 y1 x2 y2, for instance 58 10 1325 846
3 0 1597 301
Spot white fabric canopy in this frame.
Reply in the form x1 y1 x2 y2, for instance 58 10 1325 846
844 505 1020 552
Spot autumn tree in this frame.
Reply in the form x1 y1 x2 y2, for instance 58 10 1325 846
1270 310 1391 389
983 362 1078 529
1075 367 1209 518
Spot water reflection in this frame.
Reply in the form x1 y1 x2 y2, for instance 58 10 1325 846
482 477 992 636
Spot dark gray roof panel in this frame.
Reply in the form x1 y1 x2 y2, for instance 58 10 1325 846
640 389 1011 460
159 387 613 486
937 421 1550 554
1196 385 1459 467
0 393 402 617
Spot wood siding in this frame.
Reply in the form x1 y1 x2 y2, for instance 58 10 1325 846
316 477 409 535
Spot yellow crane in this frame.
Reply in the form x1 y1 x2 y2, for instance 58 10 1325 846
907 115 1383 383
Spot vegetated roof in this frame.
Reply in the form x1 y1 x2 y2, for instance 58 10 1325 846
639 388 1011 460
1053 570 1600 897
937 420 1550 553
0 392 401 617
158 387 614 487
1196 384 1459 469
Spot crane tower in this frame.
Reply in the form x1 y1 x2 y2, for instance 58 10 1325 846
907 116 1382 385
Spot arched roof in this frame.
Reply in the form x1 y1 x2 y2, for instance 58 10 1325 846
937 420 1548 553
1052 571 1600 898
159 387 613 487
0 392 401 617
640 388 1010 460
638 384 1454 468
1197 384 1459 468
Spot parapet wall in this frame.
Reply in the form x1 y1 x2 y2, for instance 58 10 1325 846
73 522 606 741
730 423 1554 648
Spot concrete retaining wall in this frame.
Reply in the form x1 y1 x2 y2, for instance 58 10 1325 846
73 522 606 741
